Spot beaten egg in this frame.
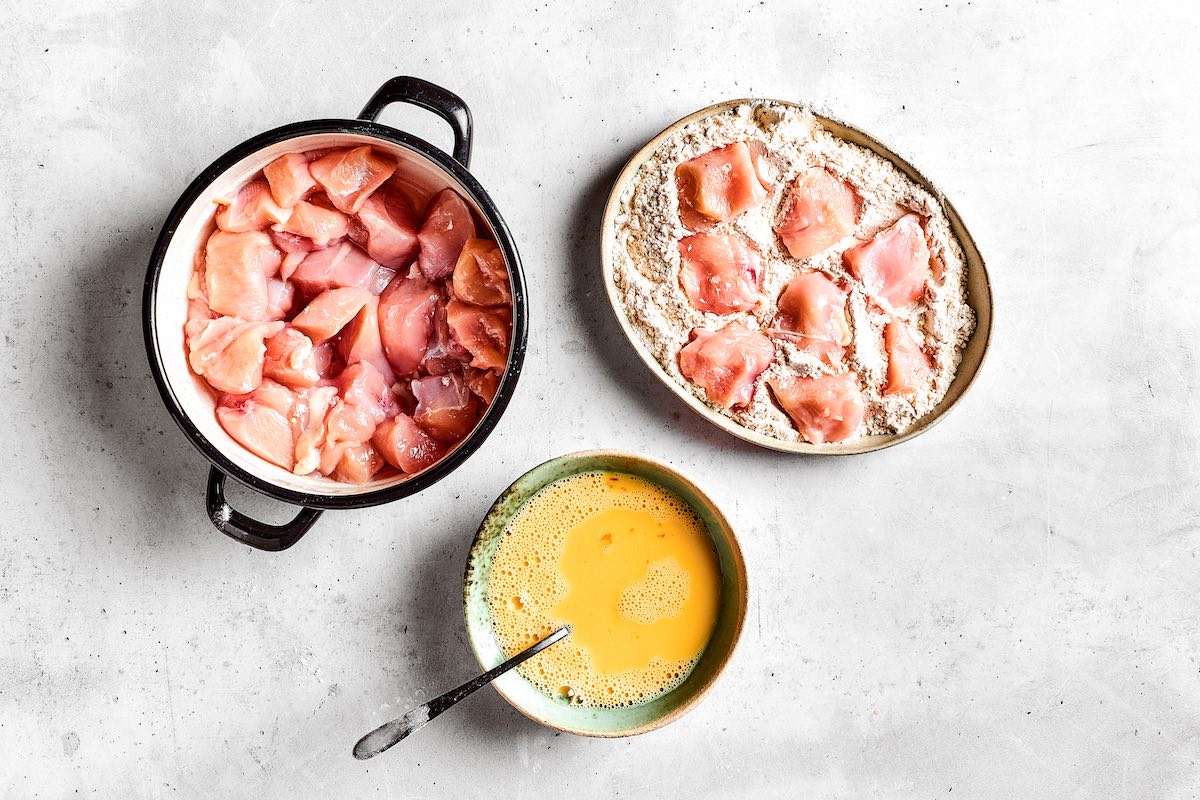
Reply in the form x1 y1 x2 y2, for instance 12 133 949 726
486 471 721 708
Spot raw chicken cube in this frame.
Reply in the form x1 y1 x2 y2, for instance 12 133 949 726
265 278 294 321
367 266 398 296
387 171 438 225
421 301 472 376
243 378 296 418
445 300 511 373
214 179 291 233
417 188 476 281
776 168 859 261
883 320 933 398
464 367 500 404
317 362 398 475
677 231 761 315
767 371 865 444
350 187 420 268
290 287 372 344
675 142 769 230
290 242 388 297
843 214 930 309
312 341 338 380
263 327 321 389
378 272 440 376
452 238 511 307
677 321 775 409
186 317 284 394
272 229 320 255
372 414 445 475
280 250 307 281
273 200 349 247
772 271 852 365
263 152 317 208
338 296 396 387
292 385 339 475
333 442 385 484
308 146 396 214
204 230 282 320
338 362 399 426
216 383 297 470
412 372 479 443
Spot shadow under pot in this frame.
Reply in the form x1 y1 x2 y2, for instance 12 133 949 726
142 76 528 552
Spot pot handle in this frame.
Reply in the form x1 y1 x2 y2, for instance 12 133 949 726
205 468 322 552
358 76 473 167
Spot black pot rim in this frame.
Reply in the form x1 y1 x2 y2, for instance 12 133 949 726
143 117 528 510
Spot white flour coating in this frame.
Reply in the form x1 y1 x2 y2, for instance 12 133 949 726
611 102 976 442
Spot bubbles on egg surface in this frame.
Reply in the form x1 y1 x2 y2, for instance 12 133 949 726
616 559 691 624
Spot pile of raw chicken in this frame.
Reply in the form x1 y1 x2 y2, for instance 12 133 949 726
186 145 512 483
672 141 933 444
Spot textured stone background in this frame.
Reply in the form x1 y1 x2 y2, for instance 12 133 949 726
2 1 1198 797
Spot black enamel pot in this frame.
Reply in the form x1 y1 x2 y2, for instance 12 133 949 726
142 77 527 552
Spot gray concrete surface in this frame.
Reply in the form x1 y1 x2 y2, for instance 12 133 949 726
2 1 1199 796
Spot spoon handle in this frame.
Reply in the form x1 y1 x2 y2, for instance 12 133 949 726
353 626 570 760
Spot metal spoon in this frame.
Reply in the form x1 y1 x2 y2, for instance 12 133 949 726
353 626 570 760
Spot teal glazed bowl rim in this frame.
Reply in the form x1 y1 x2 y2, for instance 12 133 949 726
462 449 749 738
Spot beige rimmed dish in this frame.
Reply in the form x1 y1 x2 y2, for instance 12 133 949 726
600 98 993 454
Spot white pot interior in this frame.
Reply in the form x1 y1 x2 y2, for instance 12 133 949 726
154 131 504 497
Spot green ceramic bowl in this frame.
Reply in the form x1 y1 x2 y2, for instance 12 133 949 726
463 449 748 737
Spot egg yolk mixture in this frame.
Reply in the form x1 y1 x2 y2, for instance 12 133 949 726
486 471 721 708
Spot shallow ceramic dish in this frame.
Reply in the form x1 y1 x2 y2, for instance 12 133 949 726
600 99 993 454
143 77 528 551
463 450 747 737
